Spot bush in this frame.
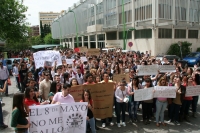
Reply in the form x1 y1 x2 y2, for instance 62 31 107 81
166 41 192 58
197 47 200 52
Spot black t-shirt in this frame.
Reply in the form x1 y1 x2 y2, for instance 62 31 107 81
19 68 28 83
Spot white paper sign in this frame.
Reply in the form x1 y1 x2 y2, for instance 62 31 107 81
66 59 74 64
137 65 158 76
154 86 176 98
159 65 176 73
29 102 88 133
134 87 154 101
33 50 62 69
80 57 88 62
185 85 200 97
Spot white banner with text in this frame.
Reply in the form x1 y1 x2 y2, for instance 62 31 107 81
134 87 154 101
29 102 88 133
185 85 200 97
153 86 176 98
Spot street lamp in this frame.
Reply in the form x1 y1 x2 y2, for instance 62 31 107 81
125 28 136 47
69 10 79 47
55 20 62 45
178 41 183 59
122 0 126 50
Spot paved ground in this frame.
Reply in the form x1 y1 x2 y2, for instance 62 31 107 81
1 77 200 133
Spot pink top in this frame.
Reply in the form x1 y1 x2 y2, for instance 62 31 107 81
157 97 167 101
52 92 75 103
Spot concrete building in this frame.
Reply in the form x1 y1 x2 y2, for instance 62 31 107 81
51 0 200 56
39 12 60 26
30 25 40 37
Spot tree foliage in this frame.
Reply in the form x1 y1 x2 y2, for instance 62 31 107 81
44 33 59 44
166 41 192 58
0 0 28 42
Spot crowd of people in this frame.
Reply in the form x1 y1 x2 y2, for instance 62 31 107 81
0 48 199 133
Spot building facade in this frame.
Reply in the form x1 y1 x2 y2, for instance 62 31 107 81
51 0 200 56
30 25 40 37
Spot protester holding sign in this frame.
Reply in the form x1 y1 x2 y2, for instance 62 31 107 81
51 83 75 104
168 77 186 125
115 80 129 127
155 77 168 127
11 93 30 133
80 90 96 133
142 78 154 125
127 76 140 123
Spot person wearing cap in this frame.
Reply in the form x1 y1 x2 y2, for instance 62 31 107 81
0 62 9 96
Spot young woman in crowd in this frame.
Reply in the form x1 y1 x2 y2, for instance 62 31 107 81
94 75 101 83
63 72 70 84
168 77 185 125
48 81 62 103
70 78 79 86
24 87 49 112
142 78 154 125
192 73 200 118
11 93 30 133
128 76 140 122
80 90 96 133
155 77 168 127
115 80 129 127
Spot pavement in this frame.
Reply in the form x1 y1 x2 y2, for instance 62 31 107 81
1 77 200 133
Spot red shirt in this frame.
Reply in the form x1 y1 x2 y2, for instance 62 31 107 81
83 82 95 85
25 98 40 106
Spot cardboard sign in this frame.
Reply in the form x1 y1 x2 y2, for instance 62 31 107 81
79 47 88 53
29 103 88 133
87 49 100 56
70 83 114 119
185 85 200 96
113 74 129 83
134 87 154 101
159 65 176 73
137 65 158 76
153 86 176 98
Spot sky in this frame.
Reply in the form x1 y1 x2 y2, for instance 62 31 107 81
23 0 79 26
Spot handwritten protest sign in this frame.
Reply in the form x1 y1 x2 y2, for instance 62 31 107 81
134 87 154 101
137 65 158 76
29 103 87 133
154 86 176 98
113 74 129 82
87 49 100 56
185 85 200 96
159 65 176 73
70 83 114 119
79 47 88 53
80 57 88 62
33 50 62 69
66 59 74 64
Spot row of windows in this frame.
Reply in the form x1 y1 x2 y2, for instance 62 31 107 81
159 29 199 38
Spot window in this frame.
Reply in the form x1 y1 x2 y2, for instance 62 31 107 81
174 29 186 38
188 30 198 38
158 29 172 38
98 34 105 41
118 0 131 5
135 29 152 39
119 31 132 40
135 5 152 21
106 0 116 10
119 10 132 24
96 2 103 14
90 35 96 41
159 4 172 19
106 32 117 40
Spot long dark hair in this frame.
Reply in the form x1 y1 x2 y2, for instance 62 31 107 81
132 76 139 87
50 81 61 93
81 89 92 102
70 78 79 86
25 87 39 103
63 73 70 83
13 93 27 117
145 78 153 87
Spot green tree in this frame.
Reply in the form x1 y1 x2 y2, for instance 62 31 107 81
0 0 28 42
44 33 59 44
34 35 43 45
166 41 192 58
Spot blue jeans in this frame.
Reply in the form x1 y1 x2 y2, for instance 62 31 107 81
86 117 96 133
192 96 199 113
116 102 126 123
0 79 8 94
129 101 139 119
170 103 181 121
0 102 4 126
156 100 168 123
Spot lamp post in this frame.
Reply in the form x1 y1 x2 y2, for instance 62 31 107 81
55 20 62 45
69 10 79 47
122 0 126 50
125 28 136 47
178 41 183 59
